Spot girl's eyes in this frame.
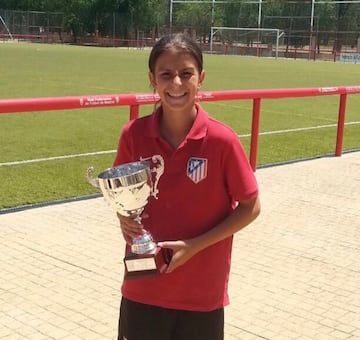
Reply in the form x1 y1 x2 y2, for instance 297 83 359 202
181 72 193 79
159 72 171 79
159 71 193 80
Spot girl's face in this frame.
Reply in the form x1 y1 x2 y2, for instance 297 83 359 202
149 48 205 115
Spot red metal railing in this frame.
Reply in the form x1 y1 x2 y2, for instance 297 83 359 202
1 86 359 170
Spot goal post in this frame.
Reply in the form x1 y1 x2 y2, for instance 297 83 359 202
210 27 283 59
0 15 14 40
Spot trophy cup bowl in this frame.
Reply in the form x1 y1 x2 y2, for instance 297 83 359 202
86 156 171 278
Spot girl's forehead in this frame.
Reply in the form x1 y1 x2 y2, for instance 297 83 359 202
155 49 197 68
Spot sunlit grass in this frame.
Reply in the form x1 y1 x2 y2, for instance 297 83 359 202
0 42 359 208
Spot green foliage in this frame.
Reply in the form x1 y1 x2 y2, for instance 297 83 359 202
1 0 359 43
174 3 214 39
0 0 168 38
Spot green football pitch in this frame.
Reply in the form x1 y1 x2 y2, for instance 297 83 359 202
0 42 359 209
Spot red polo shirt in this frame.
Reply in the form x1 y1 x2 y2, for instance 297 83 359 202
113 104 258 311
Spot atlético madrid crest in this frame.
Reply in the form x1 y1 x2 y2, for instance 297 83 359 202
187 157 208 184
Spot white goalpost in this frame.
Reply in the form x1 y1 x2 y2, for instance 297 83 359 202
0 15 14 41
210 26 284 59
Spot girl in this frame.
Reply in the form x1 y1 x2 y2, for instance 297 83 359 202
114 33 260 340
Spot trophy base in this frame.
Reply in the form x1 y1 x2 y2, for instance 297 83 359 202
124 246 172 279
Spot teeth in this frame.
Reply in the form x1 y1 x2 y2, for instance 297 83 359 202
168 93 185 97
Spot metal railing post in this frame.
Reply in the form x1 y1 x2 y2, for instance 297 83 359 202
129 105 139 120
249 98 261 171
335 93 347 156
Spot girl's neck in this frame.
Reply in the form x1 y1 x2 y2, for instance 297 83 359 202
159 105 197 149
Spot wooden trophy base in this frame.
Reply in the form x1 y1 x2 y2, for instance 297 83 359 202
124 246 172 279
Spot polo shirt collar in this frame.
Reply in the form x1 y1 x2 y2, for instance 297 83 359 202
146 103 208 141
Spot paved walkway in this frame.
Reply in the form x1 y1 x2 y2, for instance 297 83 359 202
0 152 359 340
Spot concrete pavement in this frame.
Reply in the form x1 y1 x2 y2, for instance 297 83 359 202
0 152 359 339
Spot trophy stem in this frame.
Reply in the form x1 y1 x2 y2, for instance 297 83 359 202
131 231 156 254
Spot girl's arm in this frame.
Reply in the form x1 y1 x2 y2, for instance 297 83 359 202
158 195 260 273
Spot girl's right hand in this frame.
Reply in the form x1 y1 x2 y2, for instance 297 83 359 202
117 213 144 245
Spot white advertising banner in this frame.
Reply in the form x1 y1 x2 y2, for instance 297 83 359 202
338 53 360 63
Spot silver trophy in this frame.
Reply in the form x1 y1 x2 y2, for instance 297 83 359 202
86 155 171 278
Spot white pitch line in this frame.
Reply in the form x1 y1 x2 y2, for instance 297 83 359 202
0 150 116 167
1 121 359 167
239 121 360 138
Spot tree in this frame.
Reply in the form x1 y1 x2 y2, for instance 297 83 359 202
1 0 359 48
333 0 360 52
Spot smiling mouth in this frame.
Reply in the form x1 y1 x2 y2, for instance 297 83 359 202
167 92 187 98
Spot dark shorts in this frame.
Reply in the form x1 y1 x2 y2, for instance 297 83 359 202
118 297 224 340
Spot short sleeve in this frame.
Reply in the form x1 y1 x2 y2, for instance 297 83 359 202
223 134 258 202
113 122 134 166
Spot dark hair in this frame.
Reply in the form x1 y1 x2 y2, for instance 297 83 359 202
148 33 203 74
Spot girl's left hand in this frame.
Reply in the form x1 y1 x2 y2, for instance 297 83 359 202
117 213 144 245
157 240 198 273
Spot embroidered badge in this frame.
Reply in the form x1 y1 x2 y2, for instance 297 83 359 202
187 158 208 184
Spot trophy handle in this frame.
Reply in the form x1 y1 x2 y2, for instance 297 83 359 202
86 166 100 189
141 155 164 199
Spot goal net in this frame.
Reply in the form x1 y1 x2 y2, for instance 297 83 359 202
210 27 283 58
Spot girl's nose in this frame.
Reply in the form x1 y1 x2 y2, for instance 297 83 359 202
173 74 182 85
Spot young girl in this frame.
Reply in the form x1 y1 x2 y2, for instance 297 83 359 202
114 33 260 340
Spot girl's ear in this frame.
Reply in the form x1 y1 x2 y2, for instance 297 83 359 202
198 70 205 87
148 71 156 89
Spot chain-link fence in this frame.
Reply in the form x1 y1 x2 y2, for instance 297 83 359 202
169 1 360 61
1 4 359 61
0 9 64 42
